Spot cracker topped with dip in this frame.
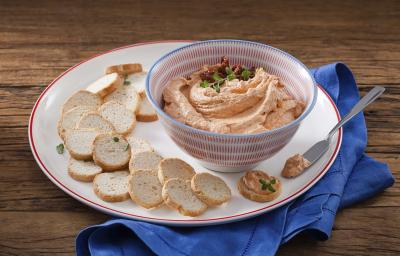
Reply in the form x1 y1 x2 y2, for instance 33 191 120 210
238 170 281 202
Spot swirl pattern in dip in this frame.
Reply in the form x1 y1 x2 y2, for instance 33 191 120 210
163 57 305 134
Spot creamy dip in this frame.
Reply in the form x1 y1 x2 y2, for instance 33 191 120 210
163 57 305 134
242 170 280 195
281 154 311 178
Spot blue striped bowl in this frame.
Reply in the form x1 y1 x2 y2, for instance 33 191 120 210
146 40 317 172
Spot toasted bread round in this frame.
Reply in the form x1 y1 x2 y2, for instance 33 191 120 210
77 112 115 133
137 95 158 122
93 170 130 202
99 101 136 135
126 71 146 96
68 158 102 182
62 90 102 114
162 178 207 217
125 135 154 155
64 129 99 160
129 151 163 173
58 106 93 139
237 176 281 203
191 173 231 206
93 133 131 171
104 82 141 113
128 170 163 208
158 158 195 184
86 72 122 98
106 63 143 75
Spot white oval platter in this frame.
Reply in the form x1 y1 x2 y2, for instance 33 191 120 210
29 41 341 226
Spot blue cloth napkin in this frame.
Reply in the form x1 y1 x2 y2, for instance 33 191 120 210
76 63 394 256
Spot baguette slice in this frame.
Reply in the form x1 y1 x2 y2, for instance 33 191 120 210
237 176 281 203
77 112 115 133
129 151 162 173
128 170 163 208
162 178 207 217
62 90 102 114
93 133 131 171
137 96 158 122
86 73 122 98
68 158 102 182
99 101 136 135
158 158 195 184
93 170 130 202
191 173 231 206
126 71 147 96
125 135 154 155
58 106 93 139
106 63 143 75
104 82 141 113
64 129 99 160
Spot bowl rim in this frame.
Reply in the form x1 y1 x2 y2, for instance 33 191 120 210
146 39 318 138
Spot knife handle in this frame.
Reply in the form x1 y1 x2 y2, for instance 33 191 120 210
328 86 385 138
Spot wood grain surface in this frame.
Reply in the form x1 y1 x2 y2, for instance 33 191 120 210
0 0 399 255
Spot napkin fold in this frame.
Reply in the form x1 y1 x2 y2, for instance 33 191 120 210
76 63 394 256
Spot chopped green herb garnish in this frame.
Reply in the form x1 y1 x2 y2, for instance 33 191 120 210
56 143 64 154
123 75 130 85
259 178 276 192
125 144 129 151
241 69 251 80
213 83 221 93
212 73 223 82
267 183 276 192
227 73 236 81
200 80 209 88
200 78 223 93
199 72 227 93
199 62 257 93
259 179 268 190
113 137 119 142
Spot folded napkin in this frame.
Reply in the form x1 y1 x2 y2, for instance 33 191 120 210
76 63 394 256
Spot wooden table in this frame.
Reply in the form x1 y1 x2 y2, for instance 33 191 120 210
1 0 399 255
